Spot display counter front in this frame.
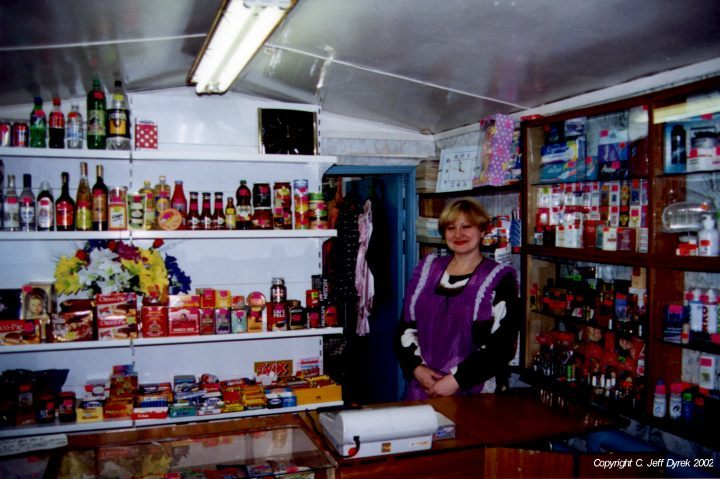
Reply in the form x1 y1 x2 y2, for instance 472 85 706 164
0 387 623 478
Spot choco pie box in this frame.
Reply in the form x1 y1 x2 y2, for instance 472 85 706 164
96 293 138 340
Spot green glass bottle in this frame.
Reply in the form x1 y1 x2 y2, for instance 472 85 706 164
29 96 46 148
87 77 107 149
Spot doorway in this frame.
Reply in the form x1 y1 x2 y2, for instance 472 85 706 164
322 165 416 404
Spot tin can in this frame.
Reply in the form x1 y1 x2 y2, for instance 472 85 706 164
128 193 144 230
252 183 271 208
0 122 10 146
288 300 306 329
36 393 56 424
309 192 328 229
273 181 292 229
58 391 77 423
306 289 320 308
108 186 128 230
11 122 28 147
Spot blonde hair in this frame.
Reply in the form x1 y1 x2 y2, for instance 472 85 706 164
438 197 491 238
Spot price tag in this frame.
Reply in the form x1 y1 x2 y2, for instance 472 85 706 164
0 434 68 457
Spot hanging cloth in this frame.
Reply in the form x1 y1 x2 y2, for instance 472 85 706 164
355 199 374 336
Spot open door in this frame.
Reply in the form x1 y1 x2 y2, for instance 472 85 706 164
323 165 416 404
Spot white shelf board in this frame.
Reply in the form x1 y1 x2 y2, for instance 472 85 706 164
0 229 336 241
0 231 130 241
132 150 337 165
0 418 134 439
0 339 131 354
134 401 344 428
132 328 343 347
0 146 130 160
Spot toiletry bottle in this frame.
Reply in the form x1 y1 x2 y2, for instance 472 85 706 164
689 288 704 333
652 380 667 418
668 382 683 420
698 214 719 257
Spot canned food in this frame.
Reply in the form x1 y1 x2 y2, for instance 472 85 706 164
252 183 271 208
306 289 320 308
0 122 10 146
128 193 144 230
58 391 77 423
273 181 292 229
36 393 56 424
11 122 28 147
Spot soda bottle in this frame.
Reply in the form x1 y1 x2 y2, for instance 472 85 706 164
200 192 213 230
171 180 188 227
225 198 236 230
139 180 156 230
75 162 92 231
92 164 108 231
55 172 75 231
66 102 83 149
3 175 19 231
29 97 47 148
187 191 201 230
212 192 224 230
87 77 107 149
36 181 54 231
48 97 65 149
235 179 252 230
155 176 171 215
107 80 130 150
19 174 36 231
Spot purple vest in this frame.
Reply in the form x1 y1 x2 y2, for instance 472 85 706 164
403 254 512 399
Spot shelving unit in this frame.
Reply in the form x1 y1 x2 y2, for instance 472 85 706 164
0 147 343 438
521 76 720 450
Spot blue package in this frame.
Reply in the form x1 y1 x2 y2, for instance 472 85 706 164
598 142 628 179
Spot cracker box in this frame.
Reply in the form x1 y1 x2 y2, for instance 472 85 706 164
134 120 158 150
0 320 40 345
96 293 138 340
141 306 168 337
168 307 200 336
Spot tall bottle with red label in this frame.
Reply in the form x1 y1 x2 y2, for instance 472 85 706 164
235 179 253 230
92 164 108 231
55 172 75 231
75 162 92 231
187 191 201 230
170 180 187 229
200 192 213 230
212 192 224 230
36 181 54 231
48 97 65 149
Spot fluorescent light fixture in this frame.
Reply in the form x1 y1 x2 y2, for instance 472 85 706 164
189 0 293 94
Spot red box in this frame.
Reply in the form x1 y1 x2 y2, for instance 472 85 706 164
0 320 40 345
134 120 158 150
168 294 200 308
141 306 168 337
96 293 138 340
168 307 199 336
199 308 215 335
199 289 216 308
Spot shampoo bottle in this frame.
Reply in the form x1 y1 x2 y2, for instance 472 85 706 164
698 214 719 257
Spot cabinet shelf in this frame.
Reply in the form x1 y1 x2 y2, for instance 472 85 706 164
132 150 337 166
659 338 720 355
526 245 648 266
0 146 129 160
0 401 344 439
649 254 720 272
0 229 337 241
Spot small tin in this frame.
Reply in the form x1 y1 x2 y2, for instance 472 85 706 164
36 393 56 424
0 121 11 146
128 193 144 230
58 391 77 423
11 122 28 147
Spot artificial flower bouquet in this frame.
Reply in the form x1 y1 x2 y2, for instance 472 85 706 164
54 239 191 300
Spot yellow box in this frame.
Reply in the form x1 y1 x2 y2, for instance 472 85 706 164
76 406 104 423
294 384 342 405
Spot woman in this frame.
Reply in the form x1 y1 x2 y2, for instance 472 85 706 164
395 197 519 399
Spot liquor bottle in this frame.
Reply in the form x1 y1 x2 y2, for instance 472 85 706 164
212 192 224 230
107 80 130 150
155 176 170 216
75 162 92 231
187 191 201 230
170 180 187 228
87 76 107 149
235 179 252 230
139 180 156 230
66 102 83 149
19 174 36 231
200 192 213 230
92 164 108 231
55 172 75 231
36 181 54 231
225 197 236 230
29 97 47 148
48 97 65 149
3 175 19 231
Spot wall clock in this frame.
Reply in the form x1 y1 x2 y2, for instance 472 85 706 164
436 146 480 192
258 108 318 155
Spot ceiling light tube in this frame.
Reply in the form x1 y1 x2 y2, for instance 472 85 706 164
189 0 293 94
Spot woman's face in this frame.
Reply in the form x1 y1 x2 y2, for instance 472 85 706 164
444 212 484 255
29 296 44 314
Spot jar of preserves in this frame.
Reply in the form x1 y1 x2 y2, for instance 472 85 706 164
252 207 273 230
273 182 292 229
309 191 328 229
253 183 271 208
58 391 77 423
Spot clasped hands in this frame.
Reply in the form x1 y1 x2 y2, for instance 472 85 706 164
413 365 459 397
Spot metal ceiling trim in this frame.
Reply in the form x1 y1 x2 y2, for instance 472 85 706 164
0 35 206 53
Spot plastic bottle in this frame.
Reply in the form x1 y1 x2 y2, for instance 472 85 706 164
703 288 718 334
652 380 667 418
170 181 187 228
681 391 694 423
92 164 108 231
139 180 156 230
235 179 253 230
29 97 46 148
668 382 683 419
75 162 92 231
19 174 36 231
689 288 704 333
698 214 719 257
87 77 107 149
66 102 83 149
3 175 19 231
36 181 54 231
55 172 75 231
48 97 65 149
107 80 130 150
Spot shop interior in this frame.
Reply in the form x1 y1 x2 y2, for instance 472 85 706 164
0 1 719 477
